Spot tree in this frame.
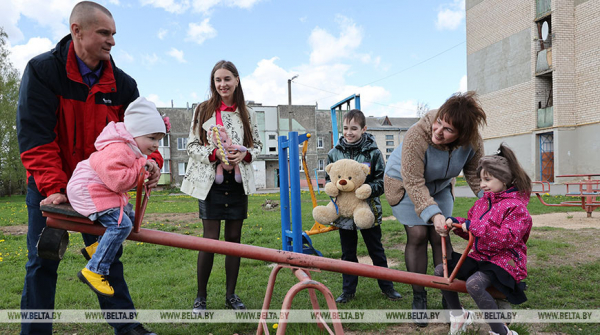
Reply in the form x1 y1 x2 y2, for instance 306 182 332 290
0 27 26 196
416 101 430 118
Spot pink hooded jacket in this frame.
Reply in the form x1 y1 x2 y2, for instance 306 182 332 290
449 187 532 282
67 122 148 223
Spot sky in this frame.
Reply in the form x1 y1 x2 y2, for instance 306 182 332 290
1 0 468 117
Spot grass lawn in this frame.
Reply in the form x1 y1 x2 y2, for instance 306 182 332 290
0 190 598 335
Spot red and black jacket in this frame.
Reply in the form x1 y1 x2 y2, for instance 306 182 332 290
17 35 162 197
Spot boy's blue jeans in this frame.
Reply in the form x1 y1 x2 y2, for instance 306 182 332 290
21 179 141 335
87 206 134 275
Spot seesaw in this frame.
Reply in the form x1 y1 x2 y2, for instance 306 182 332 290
37 133 504 335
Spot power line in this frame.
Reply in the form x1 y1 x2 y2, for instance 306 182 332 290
361 40 465 86
290 40 466 111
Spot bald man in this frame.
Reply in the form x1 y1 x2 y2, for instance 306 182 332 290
17 2 159 334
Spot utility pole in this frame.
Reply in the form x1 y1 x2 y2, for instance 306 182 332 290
287 75 298 132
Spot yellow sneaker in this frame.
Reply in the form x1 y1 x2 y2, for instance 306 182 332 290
81 242 99 260
78 268 114 297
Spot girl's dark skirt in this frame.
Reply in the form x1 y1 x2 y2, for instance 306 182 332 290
198 170 248 220
447 251 527 304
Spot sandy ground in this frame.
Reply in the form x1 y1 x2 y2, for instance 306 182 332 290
1 210 598 236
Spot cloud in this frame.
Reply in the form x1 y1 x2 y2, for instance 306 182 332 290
308 15 363 65
1 0 78 43
185 19 218 45
114 50 134 64
142 53 160 66
157 28 168 40
147 94 170 107
167 48 186 63
141 0 261 14
140 0 190 14
436 0 465 31
9 37 54 75
459 75 467 92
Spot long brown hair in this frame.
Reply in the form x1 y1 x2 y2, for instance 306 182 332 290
477 143 532 195
436 91 487 147
193 60 254 147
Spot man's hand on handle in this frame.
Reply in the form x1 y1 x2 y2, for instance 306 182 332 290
40 193 68 206
145 160 161 189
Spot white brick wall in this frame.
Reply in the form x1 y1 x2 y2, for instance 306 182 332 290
575 0 600 124
466 0 532 55
479 81 535 138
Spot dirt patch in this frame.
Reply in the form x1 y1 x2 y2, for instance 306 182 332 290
531 211 599 229
357 255 399 268
142 212 201 226
0 225 28 236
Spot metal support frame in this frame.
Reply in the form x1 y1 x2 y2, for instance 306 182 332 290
330 94 361 146
256 265 343 335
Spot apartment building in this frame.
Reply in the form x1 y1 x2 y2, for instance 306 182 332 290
466 0 600 181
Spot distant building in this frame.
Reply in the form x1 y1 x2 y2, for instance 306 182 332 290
365 116 419 162
157 106 194 187
466 0 600 181
158 103 419 189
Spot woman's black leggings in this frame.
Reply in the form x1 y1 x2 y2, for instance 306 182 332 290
404 224 453 292
196 219 243 297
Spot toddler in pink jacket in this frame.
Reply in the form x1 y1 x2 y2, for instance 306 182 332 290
67 97 166 297
436 144 532 335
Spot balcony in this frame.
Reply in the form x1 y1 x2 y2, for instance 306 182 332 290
535 47 552 76
537 106 553 128
536 0 551 19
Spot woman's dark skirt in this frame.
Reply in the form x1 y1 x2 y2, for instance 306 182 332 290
198 170 248 220
447 251 527 304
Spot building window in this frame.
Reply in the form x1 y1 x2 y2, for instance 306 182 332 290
161 160 170 173
318 159 325 171
317 137 324 148
386 155 390 160
269 134 276 140
178 162 188 176
386 148 394 153
385 135 394 140
299 156 304 171
177 138 188 150
159 134 170 147
386 140 394 146
269 147 277 152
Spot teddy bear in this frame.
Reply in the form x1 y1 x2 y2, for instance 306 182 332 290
312 159 375 229
209 124 247 184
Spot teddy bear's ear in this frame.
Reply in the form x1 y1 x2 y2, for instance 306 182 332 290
361 163 370 175
325 163 334 174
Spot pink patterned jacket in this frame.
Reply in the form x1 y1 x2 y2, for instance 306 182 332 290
449 187 532 282
67 122 148 223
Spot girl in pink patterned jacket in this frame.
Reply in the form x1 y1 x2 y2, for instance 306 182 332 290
436 144 532 335
67 97 166 298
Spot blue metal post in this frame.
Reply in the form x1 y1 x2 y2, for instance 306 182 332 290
288 132 303 253
278 135 291 251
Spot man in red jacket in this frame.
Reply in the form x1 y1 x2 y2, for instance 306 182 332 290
16 2 160 334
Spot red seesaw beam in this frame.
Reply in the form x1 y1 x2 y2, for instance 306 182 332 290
44 215 502 297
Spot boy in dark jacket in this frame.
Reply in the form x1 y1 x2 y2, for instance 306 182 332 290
327 109 402 303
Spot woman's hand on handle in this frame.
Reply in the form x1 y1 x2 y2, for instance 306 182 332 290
433 214 448 236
